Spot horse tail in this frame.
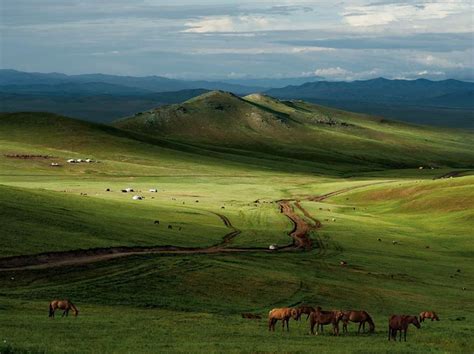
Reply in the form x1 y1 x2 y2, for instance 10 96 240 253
49 302 54 317
366 313 375 333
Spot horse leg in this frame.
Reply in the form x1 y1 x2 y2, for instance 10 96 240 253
358 322 362 334
362 321 366 333
388 327 391 341
404 329 407 342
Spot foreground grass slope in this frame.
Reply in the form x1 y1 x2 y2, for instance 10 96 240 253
0 177 473 352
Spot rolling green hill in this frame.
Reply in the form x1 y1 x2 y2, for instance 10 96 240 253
115 91 474 171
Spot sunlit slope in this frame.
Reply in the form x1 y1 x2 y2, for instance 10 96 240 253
115 91 474 170
0 184 229 257
0 111 309 176
1 177 473 352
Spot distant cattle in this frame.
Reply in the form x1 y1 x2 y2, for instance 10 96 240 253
149 189 158 193
154 220 160 225
106 188 111 192
168 225 173 229
132 195 143 200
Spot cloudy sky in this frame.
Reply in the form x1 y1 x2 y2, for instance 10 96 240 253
1 0 473 81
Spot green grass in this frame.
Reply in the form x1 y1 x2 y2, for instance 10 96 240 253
0 109 473 352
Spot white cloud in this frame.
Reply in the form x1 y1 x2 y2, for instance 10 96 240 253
413 54 466 69
308 67 383 80
183 15 271 33
343 1 470 28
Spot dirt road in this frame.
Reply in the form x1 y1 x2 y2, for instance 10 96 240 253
0 183 384 271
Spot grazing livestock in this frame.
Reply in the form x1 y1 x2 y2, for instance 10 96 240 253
125 188 134 192
168 225 173 229
309 307 344 336
49 299 79 318
67 159 76 163
50 162 60 167
269 244 278 250
419 311 439 322
132 195 143 200
388 315 420 341
149 189 157 193
268 308 298 332
378 238 382 242
341 310 375 334
154 220 160 225
106 188 110 191
294 305 315 321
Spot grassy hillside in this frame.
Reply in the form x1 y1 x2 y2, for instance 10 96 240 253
0 177 473 352
0 105 473 352
115 91 474 171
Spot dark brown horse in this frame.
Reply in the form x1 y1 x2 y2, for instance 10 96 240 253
268 308 298 332
49 300 79 318
419 311 439 322
341 310 375 334
294 305 316 321
309 307 343 336
388 315 420 341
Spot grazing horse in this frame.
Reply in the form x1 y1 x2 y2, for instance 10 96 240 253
268 308 298 332
419 311 439 322
49 300 79 318
294 305 316 321
341 310 375 334
309 307 343 336
388 315 420 341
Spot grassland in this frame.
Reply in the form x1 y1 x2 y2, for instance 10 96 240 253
0 103 473 353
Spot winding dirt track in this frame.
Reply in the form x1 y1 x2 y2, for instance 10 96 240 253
0 183 385 271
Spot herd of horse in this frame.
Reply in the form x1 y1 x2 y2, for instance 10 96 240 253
48 299 439 342
268 305 439 342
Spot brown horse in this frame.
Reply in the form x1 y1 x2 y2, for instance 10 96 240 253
268 308 298 332
388 315 420 341
419 311 439 322
49 300 79 318
294 305 316 321
309 307 344 336
341 310 375 334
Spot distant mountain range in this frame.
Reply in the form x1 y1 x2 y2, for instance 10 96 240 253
1 70 473 128
0 69 262 95
266 78 474 129
266 78 474 106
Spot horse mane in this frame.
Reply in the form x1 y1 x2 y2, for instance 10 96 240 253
365 312 375 331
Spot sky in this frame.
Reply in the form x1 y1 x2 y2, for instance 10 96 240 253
1 0 473 81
